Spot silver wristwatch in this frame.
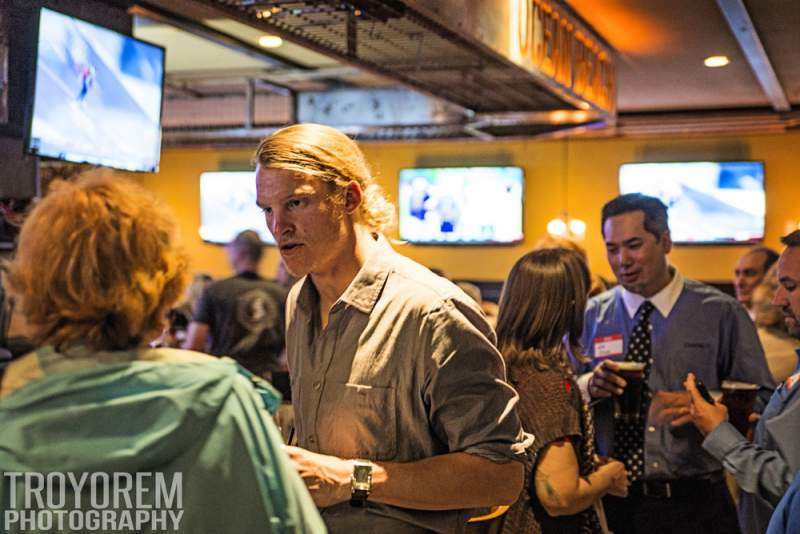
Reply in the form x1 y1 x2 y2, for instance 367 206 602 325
349 459 373 507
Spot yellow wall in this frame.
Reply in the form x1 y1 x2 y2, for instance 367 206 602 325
140 131 800 283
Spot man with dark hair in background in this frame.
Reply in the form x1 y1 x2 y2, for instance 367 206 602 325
580 193 774 534
735 246 780 314
184 230 289 393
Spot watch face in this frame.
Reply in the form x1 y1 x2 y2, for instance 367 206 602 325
353 462 372 482
352 460 372 492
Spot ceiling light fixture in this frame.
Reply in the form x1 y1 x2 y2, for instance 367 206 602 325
704 55 730 68
258 35 283 48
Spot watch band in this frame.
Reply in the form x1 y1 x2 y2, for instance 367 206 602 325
350 488 369 507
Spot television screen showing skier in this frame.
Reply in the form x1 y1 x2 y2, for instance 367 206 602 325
619 161 765 244
27 8 165 172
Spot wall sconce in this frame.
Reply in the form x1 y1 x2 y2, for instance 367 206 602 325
547 139 587 241
547 211 587 239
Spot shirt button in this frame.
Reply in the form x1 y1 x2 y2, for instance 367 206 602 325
648 426 656 433
308 435 316 445
652 461 660 468
313 381 322 391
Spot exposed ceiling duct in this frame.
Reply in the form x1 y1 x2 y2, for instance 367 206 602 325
139 0 617 142
138 0 797 144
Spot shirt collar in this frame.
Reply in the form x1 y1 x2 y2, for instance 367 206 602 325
621 267 684 319
294 235 394 316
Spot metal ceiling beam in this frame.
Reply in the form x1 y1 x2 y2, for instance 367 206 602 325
716 0 790 112
164 66 364 83
469 110 602 128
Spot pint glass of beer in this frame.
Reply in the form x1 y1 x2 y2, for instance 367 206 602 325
614 361 647 422
721 380 758 435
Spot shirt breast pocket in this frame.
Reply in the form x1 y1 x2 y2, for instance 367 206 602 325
669 341 717 387
321 382 397 461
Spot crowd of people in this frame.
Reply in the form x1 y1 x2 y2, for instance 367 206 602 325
1 123 799 534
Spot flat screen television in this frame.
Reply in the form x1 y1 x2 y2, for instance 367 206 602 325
199 172 275 245
27 8 165 172
398 166 524 245
619 161 765 244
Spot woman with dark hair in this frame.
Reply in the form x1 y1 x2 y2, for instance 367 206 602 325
497 248 629 533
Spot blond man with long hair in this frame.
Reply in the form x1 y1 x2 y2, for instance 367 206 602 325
254 123 528 532
0 174 323 533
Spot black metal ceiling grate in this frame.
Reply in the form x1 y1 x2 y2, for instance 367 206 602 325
200 0 570 113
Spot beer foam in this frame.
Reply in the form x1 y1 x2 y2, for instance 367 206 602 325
615 361 646 371
721 380 758 390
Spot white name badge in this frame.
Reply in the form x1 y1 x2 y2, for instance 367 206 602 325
594 334 624 359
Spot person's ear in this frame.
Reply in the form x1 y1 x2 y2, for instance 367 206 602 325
661 230 673 254
343 181 363 214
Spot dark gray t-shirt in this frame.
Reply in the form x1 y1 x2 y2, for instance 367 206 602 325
194 272 287 375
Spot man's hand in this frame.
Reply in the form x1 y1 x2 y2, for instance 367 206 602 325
588 360 632 398
284 445 353 507
649 390 692 427
746 413 760 441
684 372 729 435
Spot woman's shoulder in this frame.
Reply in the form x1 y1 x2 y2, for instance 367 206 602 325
0 351 43 399
510 364 580 409
138 347 219 365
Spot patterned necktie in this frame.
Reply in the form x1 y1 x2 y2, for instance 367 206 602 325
613 300 655 481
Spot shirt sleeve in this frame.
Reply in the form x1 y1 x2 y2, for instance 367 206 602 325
228 376 326 533
192 286 214 326
580 299 599 363
767 475 800 534
577 300 599 402
703 421 794 506
170 369 325 533
421 297 529 464
719 301 777 410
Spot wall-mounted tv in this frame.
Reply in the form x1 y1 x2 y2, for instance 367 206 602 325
199 172 275 245
619 161 765 244
398 166 524 245
27 8 165 172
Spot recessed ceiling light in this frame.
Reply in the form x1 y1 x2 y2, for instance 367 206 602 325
704 55 730 68
258 35 283 48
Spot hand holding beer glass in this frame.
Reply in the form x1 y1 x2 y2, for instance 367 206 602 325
684 373 758 436
589 360 647 421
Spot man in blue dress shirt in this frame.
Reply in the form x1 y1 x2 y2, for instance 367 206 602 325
580 193 775 534
687 230 800 534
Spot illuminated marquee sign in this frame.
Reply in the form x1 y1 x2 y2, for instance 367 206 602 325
511 0 615 114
